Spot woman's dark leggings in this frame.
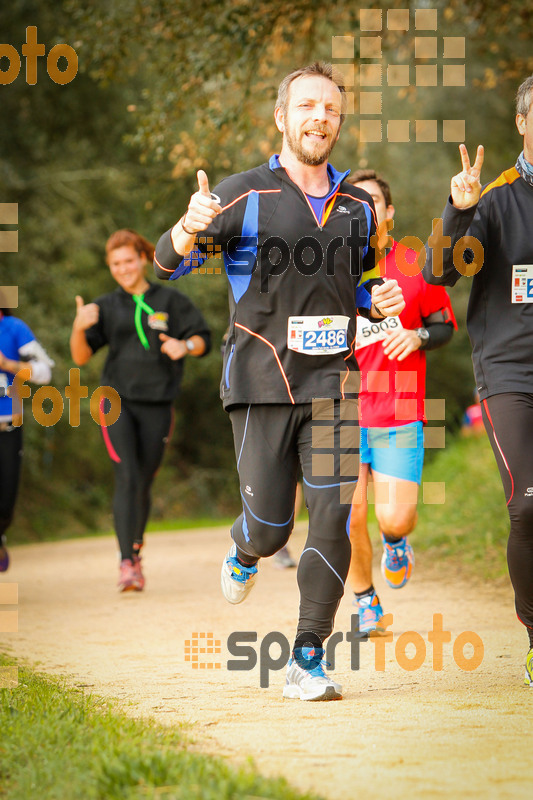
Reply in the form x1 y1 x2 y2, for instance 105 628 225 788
100 399 172 560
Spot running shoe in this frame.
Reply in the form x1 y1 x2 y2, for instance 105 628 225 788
118 559 138 592
525 648 533 688
283 646 342 701
220 543 258 604
353 590 385 634
0 536 9 572
132 554 145 591
272 545 297 569
380 532 414 589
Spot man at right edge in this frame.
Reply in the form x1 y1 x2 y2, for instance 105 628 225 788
423 74 533 688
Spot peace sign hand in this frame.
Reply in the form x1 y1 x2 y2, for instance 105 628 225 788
450 144 484 209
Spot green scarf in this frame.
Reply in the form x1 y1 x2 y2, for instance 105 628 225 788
132 293 155 350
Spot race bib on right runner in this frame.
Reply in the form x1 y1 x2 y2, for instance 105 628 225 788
511 265 533 303
355 315 403 350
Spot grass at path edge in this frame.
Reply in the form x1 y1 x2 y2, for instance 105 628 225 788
0 657 323 800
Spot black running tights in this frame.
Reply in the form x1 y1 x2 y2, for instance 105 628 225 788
0 426 23 539
229 402 358 646
482 393 533 633
100 399 172 560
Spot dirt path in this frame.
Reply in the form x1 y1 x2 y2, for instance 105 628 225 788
1 524 531 799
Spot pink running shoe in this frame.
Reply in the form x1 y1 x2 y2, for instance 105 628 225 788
132 554 145 591
118 559 137 592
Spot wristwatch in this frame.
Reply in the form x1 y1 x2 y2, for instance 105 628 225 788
185 338 195 353
415 327 430 348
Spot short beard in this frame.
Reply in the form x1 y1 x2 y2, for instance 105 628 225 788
284 126 336 167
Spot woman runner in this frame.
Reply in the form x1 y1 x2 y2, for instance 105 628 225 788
70 230 210 591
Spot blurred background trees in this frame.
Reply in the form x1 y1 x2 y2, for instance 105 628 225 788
1 0 531 539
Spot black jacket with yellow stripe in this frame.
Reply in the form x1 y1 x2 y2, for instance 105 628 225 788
154 157 381 409
423 165 533 400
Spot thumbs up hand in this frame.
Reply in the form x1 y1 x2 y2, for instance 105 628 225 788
73 295 99 332
197 170 212 197
180 169 222 236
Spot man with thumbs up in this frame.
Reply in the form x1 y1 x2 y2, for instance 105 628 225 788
155 62 405 700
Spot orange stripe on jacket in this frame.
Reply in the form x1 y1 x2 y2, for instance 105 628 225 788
480 167 520 198
234 323 295 404
221 188 281 213
336 192 379 230
321 195 337 227
153 254 175 273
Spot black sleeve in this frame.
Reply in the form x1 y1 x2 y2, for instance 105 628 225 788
357 278 384 320
153 229 182 281
169 292 212 357
84 297 108 354
418 320 454 351
423 197 485 287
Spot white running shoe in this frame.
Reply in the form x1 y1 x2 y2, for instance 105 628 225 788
220 543 258 604
283 647 342 701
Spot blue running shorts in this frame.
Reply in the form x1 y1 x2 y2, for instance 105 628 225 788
360 421 424 484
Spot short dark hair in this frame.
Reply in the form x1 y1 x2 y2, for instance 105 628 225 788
516 75 533 117
275 62 347 126
347 169 392 207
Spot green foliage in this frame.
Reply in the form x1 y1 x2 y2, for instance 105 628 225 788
0 658 323 800
2 0 531 541
0 2 241 541
414 432 509 577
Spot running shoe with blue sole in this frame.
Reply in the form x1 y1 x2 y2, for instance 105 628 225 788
283 646 342 701
353 590 385 634
221 543 258 604
381 532 414 589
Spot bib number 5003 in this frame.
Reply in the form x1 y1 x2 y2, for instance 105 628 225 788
361 317 399 338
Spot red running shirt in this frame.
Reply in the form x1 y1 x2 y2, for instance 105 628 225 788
356 240 456 428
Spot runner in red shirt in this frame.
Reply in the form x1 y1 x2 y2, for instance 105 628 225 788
347 170 457 633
